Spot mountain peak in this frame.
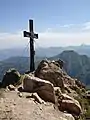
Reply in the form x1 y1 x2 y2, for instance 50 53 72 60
61 50 79 55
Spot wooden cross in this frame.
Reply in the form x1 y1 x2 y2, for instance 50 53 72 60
23 19 38 72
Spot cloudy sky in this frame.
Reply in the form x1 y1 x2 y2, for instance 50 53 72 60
0 0 90 49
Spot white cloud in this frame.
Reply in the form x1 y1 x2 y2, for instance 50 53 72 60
60 24 74 28
82 22 90 30
1 22 90 49
37 32 90 47
36 22 90 47
0 31 28 49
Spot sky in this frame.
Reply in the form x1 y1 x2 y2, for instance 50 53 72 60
0 0 90 49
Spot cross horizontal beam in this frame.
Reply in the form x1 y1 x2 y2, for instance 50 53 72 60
23 31 38 39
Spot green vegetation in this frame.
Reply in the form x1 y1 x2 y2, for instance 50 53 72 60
73 89 90 120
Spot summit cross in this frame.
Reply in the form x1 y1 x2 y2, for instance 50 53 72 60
23 19 38 72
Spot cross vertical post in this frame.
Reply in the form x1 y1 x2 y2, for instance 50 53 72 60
23 19 38 72
29 20 34 72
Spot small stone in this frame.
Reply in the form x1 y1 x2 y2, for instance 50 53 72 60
8 85 15 91
39 106 42 110
5 105 8 107
18 92 23 97
13 103 16 105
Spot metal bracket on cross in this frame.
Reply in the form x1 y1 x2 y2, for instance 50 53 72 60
23 31 38 39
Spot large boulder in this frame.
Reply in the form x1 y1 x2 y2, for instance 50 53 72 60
35 60 83 92
2 68 21 88
58 94 82 116
22 74 55 103
35 60 64 88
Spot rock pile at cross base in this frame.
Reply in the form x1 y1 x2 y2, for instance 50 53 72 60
0 60 86 120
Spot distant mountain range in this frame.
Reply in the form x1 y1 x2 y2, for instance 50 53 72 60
1 45 90 60
1 46 90 85
36 45 90 57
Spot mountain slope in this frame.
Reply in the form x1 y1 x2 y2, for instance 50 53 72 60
50 50 90 85
0 57 29 81
0 56 43 81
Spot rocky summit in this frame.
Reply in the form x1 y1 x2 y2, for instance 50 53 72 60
0 59 89 120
